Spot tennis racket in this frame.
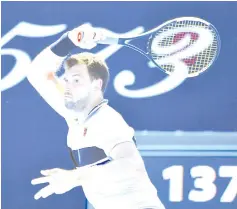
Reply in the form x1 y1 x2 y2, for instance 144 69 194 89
80 17 220 78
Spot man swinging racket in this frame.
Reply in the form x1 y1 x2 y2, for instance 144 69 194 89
28 24 165 209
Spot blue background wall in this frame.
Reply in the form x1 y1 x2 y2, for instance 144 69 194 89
1 2 237 209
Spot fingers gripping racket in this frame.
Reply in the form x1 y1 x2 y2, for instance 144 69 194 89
97 17 220 77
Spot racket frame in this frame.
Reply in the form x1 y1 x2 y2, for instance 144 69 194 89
98 17 221 76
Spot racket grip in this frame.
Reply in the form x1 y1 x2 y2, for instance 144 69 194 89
97 37 119 45
77 31 119 45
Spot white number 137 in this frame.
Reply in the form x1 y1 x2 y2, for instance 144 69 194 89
162 165 237 202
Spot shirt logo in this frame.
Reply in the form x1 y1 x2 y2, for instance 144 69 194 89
83 128 88 137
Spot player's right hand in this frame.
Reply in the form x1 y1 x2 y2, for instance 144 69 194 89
31 168 82 200
68 24 105 50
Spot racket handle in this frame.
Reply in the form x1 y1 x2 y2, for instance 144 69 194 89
77 31 119 45
97 37 119 45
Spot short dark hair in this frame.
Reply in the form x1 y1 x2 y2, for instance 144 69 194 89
64 52 109 92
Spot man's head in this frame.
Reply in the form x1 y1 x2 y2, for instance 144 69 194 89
63 52 109 111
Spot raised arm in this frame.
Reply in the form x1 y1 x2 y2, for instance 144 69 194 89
27 25 104 118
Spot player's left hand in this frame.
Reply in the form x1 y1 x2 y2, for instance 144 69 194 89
68 24 105 50
31 168 81 200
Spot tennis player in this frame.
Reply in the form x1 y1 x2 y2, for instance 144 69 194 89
29 24 165 209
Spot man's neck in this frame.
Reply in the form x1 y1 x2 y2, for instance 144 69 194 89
72 94 104 122
86 95 104 116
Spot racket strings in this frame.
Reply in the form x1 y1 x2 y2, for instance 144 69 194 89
148 20 219 77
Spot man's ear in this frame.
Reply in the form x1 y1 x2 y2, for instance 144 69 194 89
92 78 103 90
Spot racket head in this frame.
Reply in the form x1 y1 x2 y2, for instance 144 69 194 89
147 17 221 77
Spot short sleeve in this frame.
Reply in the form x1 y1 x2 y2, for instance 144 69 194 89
98 119 135 156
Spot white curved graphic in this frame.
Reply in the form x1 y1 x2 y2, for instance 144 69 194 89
114 62 188 98
1 22 67 47
1 22 214 98
1 22 67 91
114 26 213 98
1 49 31 91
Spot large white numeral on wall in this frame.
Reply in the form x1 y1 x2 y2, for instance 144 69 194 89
189 166 217 202
162 165 184 202
1 21 67 91
219 166 237 202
